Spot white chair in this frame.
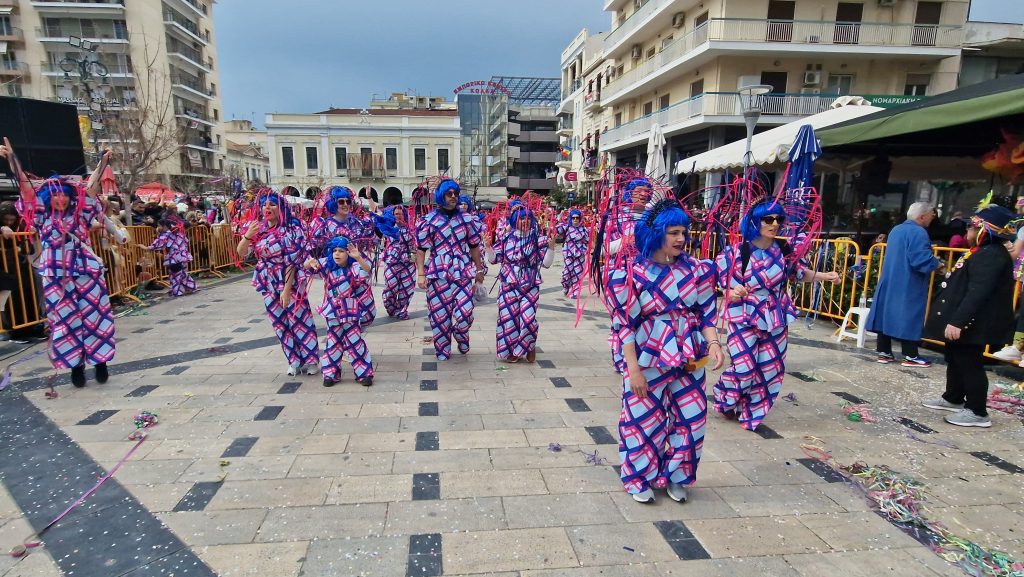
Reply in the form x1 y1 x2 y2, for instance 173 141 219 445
836 306 872 348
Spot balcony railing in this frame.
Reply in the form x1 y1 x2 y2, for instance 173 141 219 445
0 61 28 76
0 27 23 42
167 41 203 64
36 24 129 40
163 10 208 43
176 107 212 122
346 153 385 179
171 75 213 98
41 62 133 75
603 0 672 54
602 18 963 104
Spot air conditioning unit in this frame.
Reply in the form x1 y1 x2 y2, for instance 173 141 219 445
630 45 643 59
803 71 822 85
878 0 897 6
671 12 685 28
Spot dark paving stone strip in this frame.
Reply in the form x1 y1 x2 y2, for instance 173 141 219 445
213 337 232 344
415 432 439 451
969 451 1024 474
418 402 439 417
196 304 209 308
832 391 869 405
248 318 262 324
549 377 571 388
896 417 936 434
612 464 622 475
172 481 223 512
232 327 249 333
419 379 438 391
76 410 119 425
131 328 152 334
179 311 193 316
276 382 302 394
565 398 592 412
221 437 259 458
422 348 435 356
254 406 284 421
157 319 174 324
421 362 437 372
537 303 602 319
898 369 927 379
653 520 711 560
0 394 216 576
537 360 556 369
125 385 159 398
411 473 440 501
796 457 847 483
585 426 617 445
854 353 879 363
163 366 189 376
788 372 818 382
406 533 443 577
753 425 783 440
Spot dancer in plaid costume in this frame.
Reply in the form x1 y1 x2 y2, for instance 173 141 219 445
557 209 589 298
310 186 377 329
141 219 197 296
459 195 488 277
238 192 320 376
1 141 117 387
611 199 723 504
488 206 554 362
305 236 374 387
377 206 415 320
602 178 651 373
415 180 486 360
714 201 839 431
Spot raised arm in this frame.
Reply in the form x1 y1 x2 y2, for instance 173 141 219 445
85 150 112 198
0 137 36 202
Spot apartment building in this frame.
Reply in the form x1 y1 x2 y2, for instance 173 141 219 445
569 0 967 171
1 0 225 187
222 119 269 185
265 105 461 205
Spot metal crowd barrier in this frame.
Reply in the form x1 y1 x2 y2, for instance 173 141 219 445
0 232 45 335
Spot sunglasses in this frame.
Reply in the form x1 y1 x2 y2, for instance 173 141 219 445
761 216 785 225
337 199 350 205
445 190 459 197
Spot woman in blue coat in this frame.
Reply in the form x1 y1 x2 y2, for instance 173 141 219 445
865 202 941 367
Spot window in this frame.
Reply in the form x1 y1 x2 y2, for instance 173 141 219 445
826 74 854 95
614 112 622 127
385 147 398 171
904 73 930 95
0 17 12 36
334 147 348 172
661 35 673 50
305 146 318 171
213 108 219 121
642 101 653 116
645 46 656 60
659 94 670 110
281 146 294 171
437 148 449 172
112 19 128 39
690 79 704 97
414 148 426 172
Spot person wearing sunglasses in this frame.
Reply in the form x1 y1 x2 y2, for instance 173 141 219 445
556 209 590 299
713 200 840 432
415 179 487 360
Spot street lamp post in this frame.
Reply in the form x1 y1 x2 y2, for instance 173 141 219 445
736 84 771 214
60 35 110 161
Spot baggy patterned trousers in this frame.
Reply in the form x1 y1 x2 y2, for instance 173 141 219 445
618 366 706 494
320 319 373 381
168 264 197 297
496 282 539 360
426 276 474 360
354 284 376 329
43 273 116 369
714 324 788 431
561 255 584 298
262 293 320 368
382 261 415 320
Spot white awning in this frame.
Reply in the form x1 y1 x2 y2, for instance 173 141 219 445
0 42 7 53
675 100 884 174
0 7 12 15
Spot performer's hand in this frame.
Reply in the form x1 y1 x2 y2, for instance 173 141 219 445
548 236 556 249
819 271 841 283
303 258 319 271
0 137 13 159
944 324 962 341
1 226 13 239
628 368 649 399
348 245 361 260
708 342 725 371
245 221 260 239
280 287 292 308
417 274 427 290
728 287 748 302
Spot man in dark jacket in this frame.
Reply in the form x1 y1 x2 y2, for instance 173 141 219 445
922 204 1016 428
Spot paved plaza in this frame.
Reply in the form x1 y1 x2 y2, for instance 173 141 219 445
0 254 1022 577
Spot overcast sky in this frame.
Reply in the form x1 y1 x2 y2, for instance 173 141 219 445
214 0 1023 125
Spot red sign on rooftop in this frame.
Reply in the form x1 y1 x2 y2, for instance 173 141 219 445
454 81 511 96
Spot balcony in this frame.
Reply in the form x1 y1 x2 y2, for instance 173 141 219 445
171 75 214 101
41 62 133 78
508 145 521 160
165 0 206 19
184 137 217 153
0 61 28 78
0 0 18 6
603 0 680 58
30 1 126 17
520 151 561 163
164 11 208 45
507 122 521 137
168 43 211 73
176 107 215 127
35 24 129 44
506 177 554 190
601 18 964 107
517 130 559 143
346 153 385 179
601 91 849 151
583 91 603 114
556 118 574 137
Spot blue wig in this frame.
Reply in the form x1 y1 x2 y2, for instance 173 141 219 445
507 206 536 231
741 201 787 242
568 209 582 223
375 206 401 240
324 186 353 215
434 179 460 205
622 178 652 204
322 235 351 271
635 201 691 260
458 195 474 212
36 179 78 210
259 191 300 227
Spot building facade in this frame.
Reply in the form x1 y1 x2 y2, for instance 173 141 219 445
1 0 224 187
507 104 559 195
222 119 269 186
265 106 461 205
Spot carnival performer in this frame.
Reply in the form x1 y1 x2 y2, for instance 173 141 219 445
237 191 319 376
415 179 486 360
377 205 416 320
713 200 840 431
610 199 723 504
309 186 377 329
603 177 652 373
304 236 374 387
459 194 488 277
139 218 197 296
557 209 589 298
0 139 117 387
487 206 555 362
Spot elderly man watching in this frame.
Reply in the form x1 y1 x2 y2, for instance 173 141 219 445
865 202 942 367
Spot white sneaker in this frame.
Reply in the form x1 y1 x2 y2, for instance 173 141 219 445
944 409 992 428
922 398 965 412
991 345 1022 362
286 365 299 376
303 364 319 376
666 483 689 503
631 488 655 504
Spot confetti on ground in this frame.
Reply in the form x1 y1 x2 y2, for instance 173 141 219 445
133 411 159 429
495 365 508 372
422 336 433 344
548 443 562 452
783 392 799 404
841 401 876 423
623 546 635 552
0 350 48 392
580 449 608 466
906 431 959 450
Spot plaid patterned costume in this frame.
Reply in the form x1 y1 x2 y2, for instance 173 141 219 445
602 214 639 373
20 197 116 369
714 244 805 431
381 224 415 320
416 208 481 360
148 230 197 296
492 231 550 360
252 223 319 368
610 256 717 495
557 223 589 298
310 215 377 329
313 259 373 381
